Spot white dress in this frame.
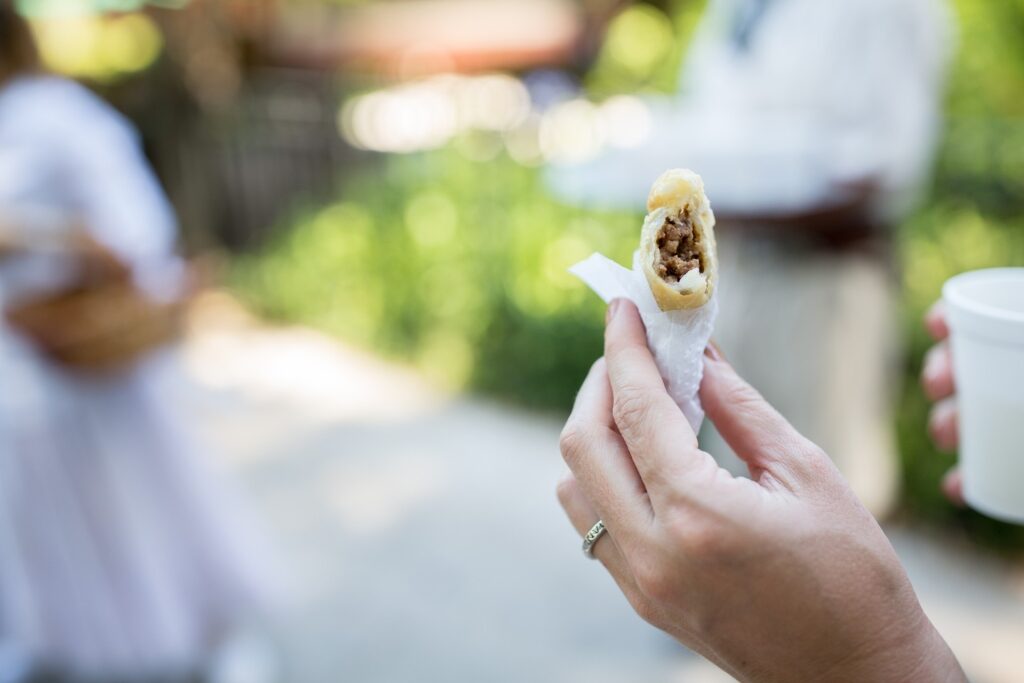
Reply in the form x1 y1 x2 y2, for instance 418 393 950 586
0 76 275 678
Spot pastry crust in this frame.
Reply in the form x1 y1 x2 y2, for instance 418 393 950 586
640 169 717 311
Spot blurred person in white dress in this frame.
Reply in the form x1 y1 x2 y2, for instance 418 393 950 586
549 0 953 516
0 5 280 682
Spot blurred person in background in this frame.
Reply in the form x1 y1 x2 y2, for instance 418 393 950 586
0 4 279 682
549 0 954 516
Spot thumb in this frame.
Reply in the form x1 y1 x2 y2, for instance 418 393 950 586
700 345 832 491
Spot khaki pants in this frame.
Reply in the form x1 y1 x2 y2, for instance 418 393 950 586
700 232 900 518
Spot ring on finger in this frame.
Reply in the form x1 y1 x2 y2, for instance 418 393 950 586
582 519 608 559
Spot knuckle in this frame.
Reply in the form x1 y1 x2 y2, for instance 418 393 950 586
558 423 588 466
555 475 577 507
794 442 836 483
633 558 674 603
630 594 662 627
722 380 766 414
686 601 721 640
612 385 654 433
796 439 827 463
672 520 725 562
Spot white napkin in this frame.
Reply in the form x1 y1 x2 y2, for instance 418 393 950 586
570 252 718 433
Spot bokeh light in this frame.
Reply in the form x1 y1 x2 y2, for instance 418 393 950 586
340 73 652 165
30 12 163 80
538 98 607 163
602 4 675 79
339 73 530 154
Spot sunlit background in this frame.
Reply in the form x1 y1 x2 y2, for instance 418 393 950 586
9 0 1024 680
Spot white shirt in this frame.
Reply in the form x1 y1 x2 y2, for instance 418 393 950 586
549 0 954 220
0 75 181 302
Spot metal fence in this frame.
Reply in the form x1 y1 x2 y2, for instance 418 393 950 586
158 69 362 251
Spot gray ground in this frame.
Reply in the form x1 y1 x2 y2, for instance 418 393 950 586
182 295 1024 683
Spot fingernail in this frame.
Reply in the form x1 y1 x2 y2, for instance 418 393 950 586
704 341 726 362
606 299 623 326
922 352 941 388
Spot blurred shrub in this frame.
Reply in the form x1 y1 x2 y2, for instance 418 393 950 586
231 149 638 407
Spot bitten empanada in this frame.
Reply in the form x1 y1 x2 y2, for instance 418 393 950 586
639 169 718 311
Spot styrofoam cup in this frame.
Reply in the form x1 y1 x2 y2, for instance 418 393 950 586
943 268 1024 524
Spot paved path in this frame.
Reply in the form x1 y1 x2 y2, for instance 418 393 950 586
180 295 1024 683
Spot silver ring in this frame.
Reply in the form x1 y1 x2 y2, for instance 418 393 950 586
582 520 607 559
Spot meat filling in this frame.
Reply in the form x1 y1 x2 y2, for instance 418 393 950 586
655 211 702 284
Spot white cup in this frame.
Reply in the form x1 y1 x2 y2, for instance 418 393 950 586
943 268 1024 524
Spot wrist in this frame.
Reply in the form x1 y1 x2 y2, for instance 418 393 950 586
823 614 965 683
900 624 966 683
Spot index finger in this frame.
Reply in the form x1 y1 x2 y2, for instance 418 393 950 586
560 358 653 537
603 299 704 493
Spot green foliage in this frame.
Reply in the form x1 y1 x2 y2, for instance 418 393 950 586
585 0 707 97
231 150 638 407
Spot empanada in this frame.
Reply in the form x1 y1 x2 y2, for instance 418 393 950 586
639 169 718 311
